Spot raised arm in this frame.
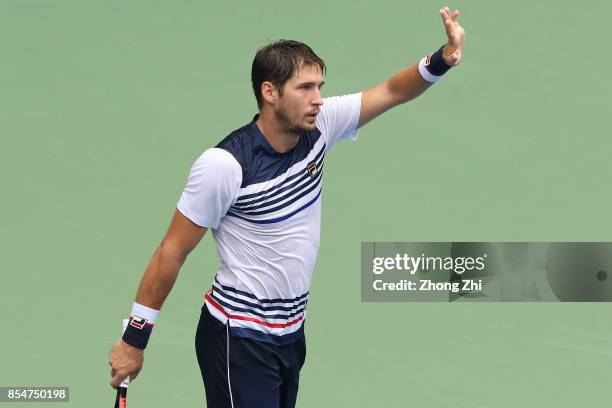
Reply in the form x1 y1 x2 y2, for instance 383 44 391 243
358 6 465 128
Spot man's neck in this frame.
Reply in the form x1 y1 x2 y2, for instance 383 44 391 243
255 110 300 154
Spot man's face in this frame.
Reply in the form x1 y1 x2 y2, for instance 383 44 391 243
274 63 325 132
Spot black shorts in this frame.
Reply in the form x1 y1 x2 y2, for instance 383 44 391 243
195 305 307 408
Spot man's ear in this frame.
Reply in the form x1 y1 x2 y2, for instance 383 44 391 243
261 81 278 105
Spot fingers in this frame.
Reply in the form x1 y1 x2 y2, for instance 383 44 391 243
439 6 451 24
109 362 139 388
439 6 460 23
111 371 132 389
108 339 144 389
439 6 464 48
110 373 123 389
109 358 125 389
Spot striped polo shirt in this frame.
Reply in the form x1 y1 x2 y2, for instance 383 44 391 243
177 92 361 344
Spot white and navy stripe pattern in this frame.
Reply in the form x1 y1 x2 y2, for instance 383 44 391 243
219 118 326 224
227 143 325 223
181 96 361 345
205 277 308 341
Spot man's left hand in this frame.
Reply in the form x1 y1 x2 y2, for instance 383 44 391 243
440 6 465 66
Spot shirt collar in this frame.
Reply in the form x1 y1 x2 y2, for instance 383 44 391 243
249 114 297 157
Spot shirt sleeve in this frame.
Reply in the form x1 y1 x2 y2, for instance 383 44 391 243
315 92 362 152
176 148 242 229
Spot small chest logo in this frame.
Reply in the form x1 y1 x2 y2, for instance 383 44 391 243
307 162 318 178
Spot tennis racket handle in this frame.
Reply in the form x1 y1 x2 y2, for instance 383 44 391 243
120 319 131 388
114 386 128 408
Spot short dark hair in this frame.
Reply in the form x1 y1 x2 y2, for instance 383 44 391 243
251 39 326 109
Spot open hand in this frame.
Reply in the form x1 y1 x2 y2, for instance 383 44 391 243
440 6 465 66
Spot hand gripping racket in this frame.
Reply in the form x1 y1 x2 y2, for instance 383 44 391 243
114 319 130 408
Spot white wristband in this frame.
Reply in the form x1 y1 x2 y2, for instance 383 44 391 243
131 302 160 324
418 56 443 83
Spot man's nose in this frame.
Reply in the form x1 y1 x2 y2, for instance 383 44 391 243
312 89 324 106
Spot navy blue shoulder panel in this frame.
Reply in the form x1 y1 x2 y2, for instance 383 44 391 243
216 115 323 188
215 122 254 185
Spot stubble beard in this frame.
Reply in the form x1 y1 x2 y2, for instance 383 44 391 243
276 100 311 134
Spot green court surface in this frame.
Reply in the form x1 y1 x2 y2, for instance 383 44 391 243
2 1 612 407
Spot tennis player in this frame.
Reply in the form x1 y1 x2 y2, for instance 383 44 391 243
109 7 465 407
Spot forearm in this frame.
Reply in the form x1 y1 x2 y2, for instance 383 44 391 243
358 46 456 128
386 63 433 104
133 242 187 310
